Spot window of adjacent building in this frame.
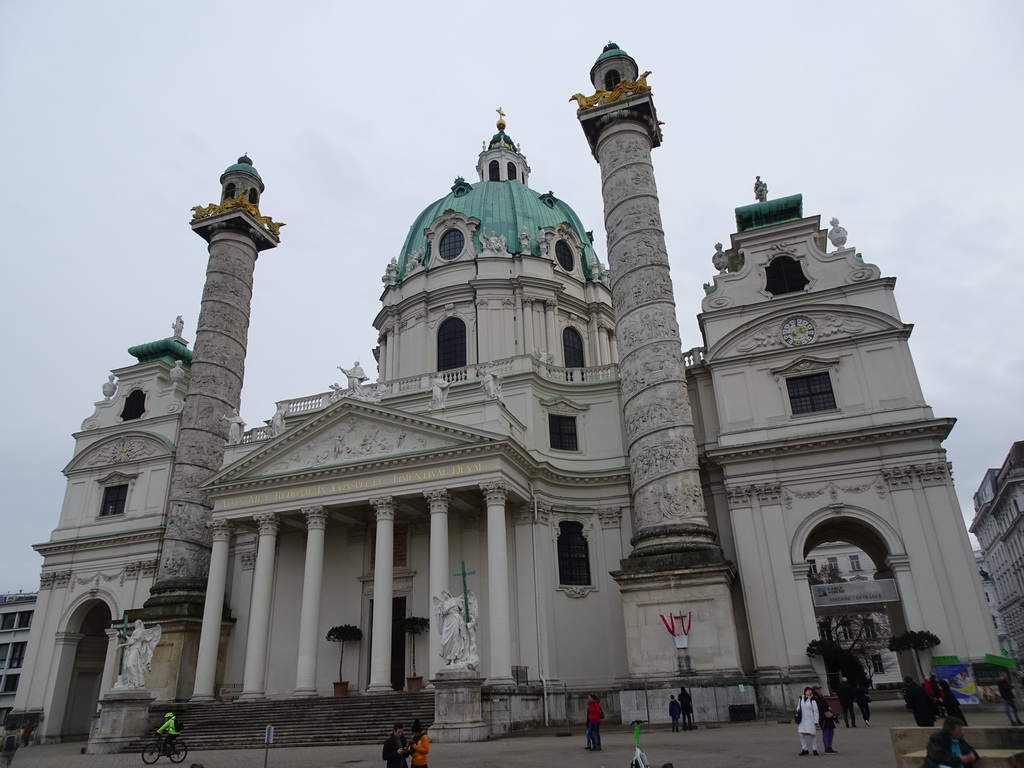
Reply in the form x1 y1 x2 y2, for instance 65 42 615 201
507 162 517 181
120 389 146 421
0 615 14 631
488 160 500 182
870 654 884 674
863 618 878 640
562 327 585 369
7 643 25 669
807 559 817 575
787 372 837 415
849 554 862 571
101 484 129 517
555 240 575 272
438 229 465 261
764 255 809 296
15 612 30 630
437 318 467 371
827 556 838 570
604 69 621 91
0 644 8 667
2 674 18 693
557 521 592 586
548 414 579 451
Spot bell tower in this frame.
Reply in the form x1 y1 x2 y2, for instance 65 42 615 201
576 44 745 684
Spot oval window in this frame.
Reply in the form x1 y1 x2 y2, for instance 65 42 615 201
555 240 575 272
438 229 465 261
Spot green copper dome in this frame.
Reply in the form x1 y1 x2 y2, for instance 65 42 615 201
220 154 262 182
397 180 600 280
489 131 517 151
593 41 634 66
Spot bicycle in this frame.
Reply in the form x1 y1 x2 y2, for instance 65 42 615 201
630 719 650 768
141 732 188 764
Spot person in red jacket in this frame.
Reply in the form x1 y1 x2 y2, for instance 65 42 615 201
585 694 604 751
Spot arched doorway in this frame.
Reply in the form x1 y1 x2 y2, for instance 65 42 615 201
61 600 111 739
797 512 913 687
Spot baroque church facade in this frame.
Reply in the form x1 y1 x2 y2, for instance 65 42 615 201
15 44 997 741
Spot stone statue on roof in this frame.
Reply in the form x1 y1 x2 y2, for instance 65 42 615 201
754 176 768 203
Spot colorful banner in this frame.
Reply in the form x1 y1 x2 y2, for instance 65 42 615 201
935 663 978 705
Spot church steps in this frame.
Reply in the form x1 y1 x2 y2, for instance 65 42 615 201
130 692 434 751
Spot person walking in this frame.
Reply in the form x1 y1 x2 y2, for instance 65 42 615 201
679 686 694 731
905 677 936 728
812 687 837 754
938 679 967 726
921 717 978 767
408 719 429 768
854 683 871 726
835 677 856 727
998 673 1023 726
382 722 409 768
668 695 681 732
796 686 820 756
585 694 604 751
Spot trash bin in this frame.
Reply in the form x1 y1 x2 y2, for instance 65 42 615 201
728 703 757 722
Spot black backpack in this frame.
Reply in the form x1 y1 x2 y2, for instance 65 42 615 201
2 734 18 752
174 716 183 732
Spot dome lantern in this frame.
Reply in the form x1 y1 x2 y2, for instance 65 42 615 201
476 109 531 186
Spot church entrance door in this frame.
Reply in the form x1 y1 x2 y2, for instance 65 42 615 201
367 596 407 691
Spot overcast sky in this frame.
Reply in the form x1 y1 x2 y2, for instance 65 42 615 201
1 2 1020 593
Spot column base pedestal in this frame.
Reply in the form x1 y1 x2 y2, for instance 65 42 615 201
86 690 155 754
429 667 489 743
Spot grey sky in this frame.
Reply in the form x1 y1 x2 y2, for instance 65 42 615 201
1 2 1021 592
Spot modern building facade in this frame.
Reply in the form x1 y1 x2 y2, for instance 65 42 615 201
0 593 35 724
13 44 999 742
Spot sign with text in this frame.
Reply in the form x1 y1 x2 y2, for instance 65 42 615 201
810 579 898 607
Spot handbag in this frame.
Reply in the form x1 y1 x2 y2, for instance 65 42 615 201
794 709 802 725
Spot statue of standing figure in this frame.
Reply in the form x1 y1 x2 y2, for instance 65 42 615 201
430 375 451 410
338 361 368 391
171 315 184 338
433 589 478 668
113 619 162 689
222 409 246 444
478 362 503 401
268 401 288 437
754 176 768 202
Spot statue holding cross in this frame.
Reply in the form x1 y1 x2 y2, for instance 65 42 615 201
432 561 479 669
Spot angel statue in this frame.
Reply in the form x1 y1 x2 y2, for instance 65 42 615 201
433 589 479 668
113 619 162 689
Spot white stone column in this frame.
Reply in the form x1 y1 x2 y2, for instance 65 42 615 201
378 332 389 381
425 489 450 680
523 298 536 355
368 496 396 693
587 316 599 366
192 520 233 701
597 324 610 366
888 555 926 630
240 513 278 700
544 301 557 359
384 326 396 381
481 481 515 684
44 632 83 742
294 505 328 697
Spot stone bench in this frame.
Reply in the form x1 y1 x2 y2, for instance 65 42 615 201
891 726 1024 768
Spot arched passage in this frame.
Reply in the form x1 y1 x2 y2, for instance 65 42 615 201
793 508 916 685
57 599 112 740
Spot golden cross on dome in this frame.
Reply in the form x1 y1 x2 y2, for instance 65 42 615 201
496 107 506 120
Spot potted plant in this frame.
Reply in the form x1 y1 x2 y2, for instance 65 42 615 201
326 624 363 696
400 616 431 692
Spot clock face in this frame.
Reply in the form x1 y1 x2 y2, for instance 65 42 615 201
781 316 815 346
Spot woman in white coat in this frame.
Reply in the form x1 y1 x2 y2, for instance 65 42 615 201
796 686 821 756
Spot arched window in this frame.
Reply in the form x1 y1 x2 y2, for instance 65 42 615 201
438 229 465 261
555 240 575 271
488 160 500 181
248 188 259 205
507 162 517 181
604 69 621 91
764 256 810 296
437 317 467 371
120 389 146 421
557 521 591 585
562 327 585 368
223 183 236 202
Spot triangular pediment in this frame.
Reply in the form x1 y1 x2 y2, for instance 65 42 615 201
208 400 505 486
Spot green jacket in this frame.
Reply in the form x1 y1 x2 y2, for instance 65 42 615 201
157 717 179 736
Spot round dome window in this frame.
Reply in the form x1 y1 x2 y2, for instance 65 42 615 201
438 229 465 261
555 240 575 272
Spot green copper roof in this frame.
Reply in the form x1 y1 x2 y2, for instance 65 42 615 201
220 154 262 182
735 194 804 232
489 131 517 150
398 181 600 280
127 338 194 366
594 41 632 65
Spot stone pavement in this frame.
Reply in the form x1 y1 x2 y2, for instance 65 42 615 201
10 700 1014 768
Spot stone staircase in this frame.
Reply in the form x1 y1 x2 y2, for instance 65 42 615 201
130 692 435 751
